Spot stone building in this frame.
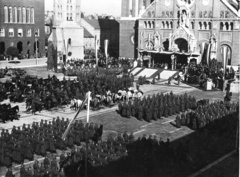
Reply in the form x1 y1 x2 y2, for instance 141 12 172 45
49 0 84 60
119 0 240 67
0 0 45 58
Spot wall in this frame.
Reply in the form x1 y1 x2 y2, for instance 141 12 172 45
119 20 137 58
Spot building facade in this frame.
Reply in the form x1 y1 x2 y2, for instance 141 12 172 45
49 0 84 60
0 0 45 58
120 0 240 66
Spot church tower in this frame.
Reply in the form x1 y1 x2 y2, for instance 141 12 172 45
49 0 84 60
53 0 81 26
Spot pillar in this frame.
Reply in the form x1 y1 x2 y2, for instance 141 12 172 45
129 0 133 17
135 0 139 17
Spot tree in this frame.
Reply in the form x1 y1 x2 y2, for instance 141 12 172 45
6 47 19 59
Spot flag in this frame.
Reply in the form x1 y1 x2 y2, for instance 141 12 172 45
86 91 91 123
205 43 212 66
62 96 88 141
222 45 228 78
200 43 212 65
200 43 206 64
95 36 99 67
104 39 109 64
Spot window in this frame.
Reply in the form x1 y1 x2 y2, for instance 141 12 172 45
0 28 5 37
35 28 39 37
67 13 69 21
27 8 30 23
31 8 34 23
26 28 31 37
4 6 8 23
9 6 13 23
22 7 26 23
9 29 14 37
18 29 23 37
18 7 22 23
70 13 72 21
14 7 18 23
70 6 72 11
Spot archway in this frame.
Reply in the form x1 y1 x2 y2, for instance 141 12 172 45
17 41 23 54
174 38 188 53
0 42 5 54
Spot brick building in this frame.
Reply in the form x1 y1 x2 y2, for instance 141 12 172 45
0 0 45 59
119 0 240 67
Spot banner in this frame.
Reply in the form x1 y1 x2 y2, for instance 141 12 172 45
200 43 212 65
200 43 206 64
95 36 99 67
104 39 109 65
205 43 212 66
222 45 228 79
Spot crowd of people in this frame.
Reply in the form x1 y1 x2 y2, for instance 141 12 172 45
186 59 236 89
0 70 134 116
0 117 103 168
118 92 197 122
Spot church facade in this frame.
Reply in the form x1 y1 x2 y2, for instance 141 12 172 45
119 0 240 67
49 0 84 60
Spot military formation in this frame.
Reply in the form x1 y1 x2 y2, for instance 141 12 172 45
0 70 133 117
118 92 197 122
175 101 239 129
0 104 20 123
0 117 103 168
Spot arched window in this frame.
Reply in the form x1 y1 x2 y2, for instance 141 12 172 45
26 28 31 37
27 8 30 23
18 7 22 23
31 8 34 23
70 13 73 21
67 13 69 21
14 7 17 23
0 28 5 37
9 6 13 23
4 6 8 23
22 7 26 23
34 28 39 37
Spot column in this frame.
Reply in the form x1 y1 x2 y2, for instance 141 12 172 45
129 0 133 17
135 0 139 17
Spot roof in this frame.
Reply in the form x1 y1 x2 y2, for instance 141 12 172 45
84 28 94 38
83 18 100 29
59 21 81 28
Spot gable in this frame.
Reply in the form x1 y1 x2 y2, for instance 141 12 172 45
221 0 240 17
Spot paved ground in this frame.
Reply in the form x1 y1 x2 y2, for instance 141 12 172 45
0 66 239 177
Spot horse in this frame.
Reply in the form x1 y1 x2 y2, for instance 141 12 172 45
70 98 83 111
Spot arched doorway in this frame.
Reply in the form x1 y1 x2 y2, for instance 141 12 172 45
17 41 23 54
221 44 232 65
0 42 5 54
174 38 188 53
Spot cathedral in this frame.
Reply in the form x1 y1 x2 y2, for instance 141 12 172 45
119 0 240 68
49 0 84 60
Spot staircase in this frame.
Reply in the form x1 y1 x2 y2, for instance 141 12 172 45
159 70 179 80
130 67 180 84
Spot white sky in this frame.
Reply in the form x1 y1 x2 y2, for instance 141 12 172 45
45 0 122 17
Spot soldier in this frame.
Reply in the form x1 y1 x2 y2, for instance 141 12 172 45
176 115 181 128
181 113 186 126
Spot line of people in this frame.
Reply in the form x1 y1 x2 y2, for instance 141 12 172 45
118 92 197 122
175 101 239 129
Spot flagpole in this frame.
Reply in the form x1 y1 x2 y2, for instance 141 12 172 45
85 91 91 177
